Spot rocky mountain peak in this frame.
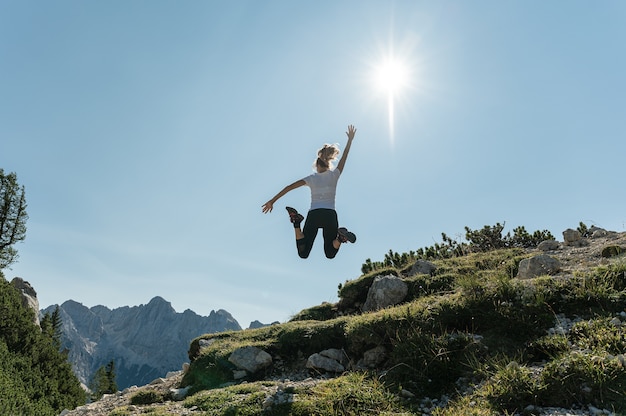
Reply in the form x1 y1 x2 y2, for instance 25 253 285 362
42 297 242 389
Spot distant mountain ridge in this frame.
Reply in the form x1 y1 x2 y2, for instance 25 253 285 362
41 296 241 389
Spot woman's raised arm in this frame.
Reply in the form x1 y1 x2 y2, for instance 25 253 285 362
336 124 356 173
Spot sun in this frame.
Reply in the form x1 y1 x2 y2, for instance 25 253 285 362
372 57 410 96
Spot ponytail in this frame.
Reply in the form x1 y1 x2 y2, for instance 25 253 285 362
314 144 340 170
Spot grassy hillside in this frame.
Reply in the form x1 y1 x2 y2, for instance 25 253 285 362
78 224 626 415
177 229 626 415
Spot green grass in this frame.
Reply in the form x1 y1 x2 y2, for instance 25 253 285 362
183 373 413 415
182 248 626 414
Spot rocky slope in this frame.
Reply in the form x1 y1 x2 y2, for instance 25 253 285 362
42 296 241 389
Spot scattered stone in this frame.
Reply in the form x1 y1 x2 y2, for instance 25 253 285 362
199 338 217 348
563 228 587 247
228 346 272 374
318 348 348 367
362 345 387 368
563 228 582 243
401 389 415 398
590 227 609 238
149 378 166 385
362 275 408 312
166 370 182 378
169 386 191 401
410 259 436 276
233 370 247 379
537 240 560 251
306 353 345 373
516 255 561 279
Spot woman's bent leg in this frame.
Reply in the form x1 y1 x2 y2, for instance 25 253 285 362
322 210 340 259
297 211 319 259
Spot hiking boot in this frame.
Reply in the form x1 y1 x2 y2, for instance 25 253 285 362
337 227 356 243
285 206 304 227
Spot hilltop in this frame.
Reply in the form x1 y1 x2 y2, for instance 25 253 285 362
62 223 626 416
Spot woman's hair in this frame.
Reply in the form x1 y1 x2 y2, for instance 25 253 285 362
314 143 340 170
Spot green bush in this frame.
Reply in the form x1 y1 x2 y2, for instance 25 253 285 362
129 389 164 405
290 302 336 322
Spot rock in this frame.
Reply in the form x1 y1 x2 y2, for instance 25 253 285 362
563 228 586 247
199 338 217 348
10 277 40 326
601 245 624 258
149 377 166 385
362 275 409 312
401 389 415 398
319 348 348 367
306 353 345 373
228 346 272 374
169 386 191 401
410 260 436 276
516 255 561 279
537 240 560 251
590 226 609 238
233 370 247 379
166 370 181 379
362 346 387 368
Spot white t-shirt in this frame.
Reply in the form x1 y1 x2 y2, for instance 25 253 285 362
303 168 341 210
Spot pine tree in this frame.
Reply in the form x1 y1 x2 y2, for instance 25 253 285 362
0 169 28 269
89 360 118 400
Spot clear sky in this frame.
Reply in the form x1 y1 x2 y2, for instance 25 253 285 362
2 1 625 328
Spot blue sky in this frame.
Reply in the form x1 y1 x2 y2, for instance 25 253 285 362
2 1 625 328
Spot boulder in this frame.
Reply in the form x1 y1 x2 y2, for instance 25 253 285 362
589 226 609 238
563 229 586 247
363 275 408 312
410 260 436 276
517 255 561 279
170 386 191 401
318 348 348 367
306 352 345 373
537 240 560 252
228 346 272 374
362 346 387 368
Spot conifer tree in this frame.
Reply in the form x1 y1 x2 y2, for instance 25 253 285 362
0 169 28 269
89 360 118 400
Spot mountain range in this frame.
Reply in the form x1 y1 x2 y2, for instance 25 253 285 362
41 296 242 389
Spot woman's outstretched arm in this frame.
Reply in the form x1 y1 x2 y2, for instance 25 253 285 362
262 179 306 213
336 124 356 173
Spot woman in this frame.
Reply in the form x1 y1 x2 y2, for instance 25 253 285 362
262 124 357 259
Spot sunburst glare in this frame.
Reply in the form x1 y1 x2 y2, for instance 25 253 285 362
366 43 420 145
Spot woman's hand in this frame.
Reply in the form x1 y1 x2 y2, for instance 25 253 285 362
262 200 274 213
346 124 357 141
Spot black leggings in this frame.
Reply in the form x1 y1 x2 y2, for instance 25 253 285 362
296 209 339 259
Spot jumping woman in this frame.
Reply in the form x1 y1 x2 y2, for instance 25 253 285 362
262 124 357 259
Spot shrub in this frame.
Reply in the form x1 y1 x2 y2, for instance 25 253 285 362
290 302 336 322
129 389 164 405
